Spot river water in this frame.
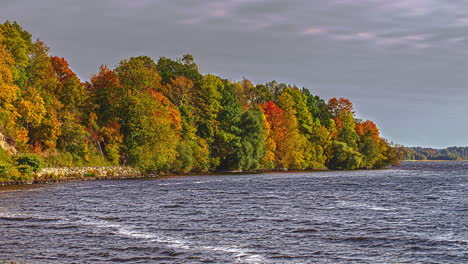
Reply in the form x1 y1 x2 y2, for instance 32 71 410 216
0 161 466 263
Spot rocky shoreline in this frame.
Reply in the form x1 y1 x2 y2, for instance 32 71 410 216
0 166 143 186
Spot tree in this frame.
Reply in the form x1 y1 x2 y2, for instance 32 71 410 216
328 141 363 170
193 74 223 144
162 76 193 106
0 35 18 108
50 56 86 112
266 80 288 99
96 121 123 165
282 87 314 136
327 97 354 117
126 90 182 172
157 55 202 84
0 31 25 147
335 110 359 150
251 84 274 105
56 112 90 162
301 88 332 128
114 56 161 94
259 109 275 169
89 65 124 125
0 21 32 87
237 108 265 170
260 101 285 167
26 40 59 95
234 78 257 107
213 81 242 170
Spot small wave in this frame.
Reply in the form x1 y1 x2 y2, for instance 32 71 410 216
95 216 121 221
161 204 184 208
338 201 393 211
109 256 177 262
201 245 267 263
343 236 372 241
98 184 119 188
291 228 318 233
0 215 32 221
0 212 59 222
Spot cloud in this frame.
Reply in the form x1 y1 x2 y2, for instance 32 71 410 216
455 17 468 26
110 0 157 9
171 0 468 51
302 27 325 35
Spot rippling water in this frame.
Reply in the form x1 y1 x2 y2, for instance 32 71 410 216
0 161 467 263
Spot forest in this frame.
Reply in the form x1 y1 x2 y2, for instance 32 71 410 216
0 21 405 181
405 147 468 161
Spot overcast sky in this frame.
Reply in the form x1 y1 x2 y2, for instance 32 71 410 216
1 0 467 148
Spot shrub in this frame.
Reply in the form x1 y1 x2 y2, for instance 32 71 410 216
15 154 44 172
17 165 33 174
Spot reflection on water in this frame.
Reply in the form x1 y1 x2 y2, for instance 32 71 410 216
0 161 467 263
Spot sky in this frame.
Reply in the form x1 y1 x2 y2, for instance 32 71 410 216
1 0 467 148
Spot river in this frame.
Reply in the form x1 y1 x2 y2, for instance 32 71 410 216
0 161 466 263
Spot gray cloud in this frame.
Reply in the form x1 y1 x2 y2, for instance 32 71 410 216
1 0 467 147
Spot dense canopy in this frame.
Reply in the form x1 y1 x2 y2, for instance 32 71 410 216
0 21 405 179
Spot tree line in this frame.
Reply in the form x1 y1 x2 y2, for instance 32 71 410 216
405 147 468 161
0 21 404 178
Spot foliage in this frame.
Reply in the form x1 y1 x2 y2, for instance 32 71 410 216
0 21 405 177
157 55 202 84
327 97 354 117
328 141 363 170
15 153 43 172
125 90 182 173
405 146 468 161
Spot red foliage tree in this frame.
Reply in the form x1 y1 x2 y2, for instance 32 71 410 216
327 97 354 117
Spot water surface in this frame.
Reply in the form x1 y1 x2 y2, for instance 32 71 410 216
0 161 467 263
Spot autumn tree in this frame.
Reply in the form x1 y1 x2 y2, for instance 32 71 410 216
335 110 359 150
0 21 32 87
126 90 182 172
282 87 314 136
89 65 124 125
50 56 86 112
162 76 193 106
114 56 161 94
0 31 25 146
275 93 308 169
193 74 223 146
327 97 354 118
260 101 284 168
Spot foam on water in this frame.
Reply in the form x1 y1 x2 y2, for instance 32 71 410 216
82 218 267 263
337 201 395 211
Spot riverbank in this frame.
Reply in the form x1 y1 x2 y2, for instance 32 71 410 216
0 166 143 186
0 166 335 186
0 165 392 186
